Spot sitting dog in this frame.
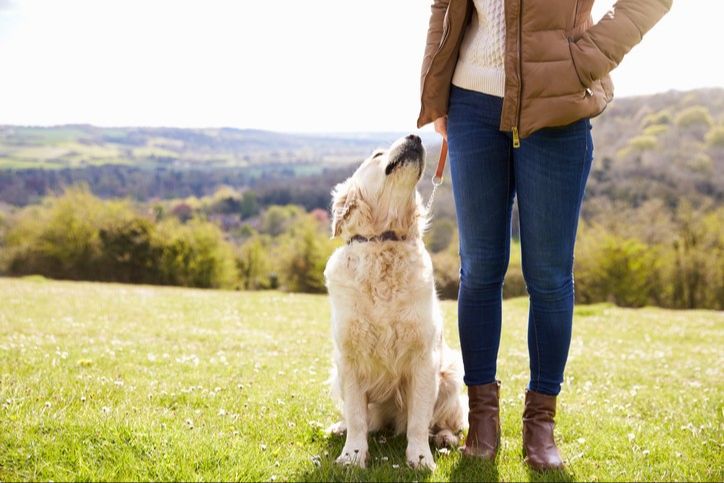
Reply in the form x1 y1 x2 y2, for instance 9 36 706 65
323 134 467 470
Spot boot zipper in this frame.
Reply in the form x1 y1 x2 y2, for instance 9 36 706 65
513 0 523 148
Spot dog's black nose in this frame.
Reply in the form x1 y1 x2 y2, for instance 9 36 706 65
406 134 422 145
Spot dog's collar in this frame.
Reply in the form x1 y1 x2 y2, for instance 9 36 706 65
346 230 406 245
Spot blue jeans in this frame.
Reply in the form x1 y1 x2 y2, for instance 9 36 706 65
447 85 594 396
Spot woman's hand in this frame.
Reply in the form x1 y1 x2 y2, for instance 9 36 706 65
434 116 447 141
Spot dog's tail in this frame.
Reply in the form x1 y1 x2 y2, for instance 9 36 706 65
433 346 468 433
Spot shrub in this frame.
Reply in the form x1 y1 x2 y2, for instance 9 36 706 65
704 124 724 148
155 218 238 289
432 249 460 300
239 190 260 219
3 186 239 289
4 186 127 279
99 217 160 284
425 218 455 253
662 203 724 309
574 224 657 307
675 106 713 128
627 135 658 152
237 233 274 290
275 214 336 293
260 204 305 237
642 124 669 137
642 110 672 127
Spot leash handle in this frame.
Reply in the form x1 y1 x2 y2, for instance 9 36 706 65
425 137 447 214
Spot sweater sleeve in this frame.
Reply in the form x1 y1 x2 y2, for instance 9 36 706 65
569 0 673 87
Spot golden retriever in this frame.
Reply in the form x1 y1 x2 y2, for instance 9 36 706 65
323 134 467 470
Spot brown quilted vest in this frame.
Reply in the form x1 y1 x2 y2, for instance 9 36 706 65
417 0 672 144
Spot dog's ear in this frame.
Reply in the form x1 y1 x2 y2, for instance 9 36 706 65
330 180 359 239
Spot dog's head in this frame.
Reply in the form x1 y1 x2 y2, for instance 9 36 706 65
329 134 430 241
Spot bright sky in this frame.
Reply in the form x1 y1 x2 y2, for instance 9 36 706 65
0 0 721 133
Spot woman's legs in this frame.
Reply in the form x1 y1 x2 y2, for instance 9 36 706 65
448 84 594 395
447 85 515 386
513 118 594 396
514 119 593 470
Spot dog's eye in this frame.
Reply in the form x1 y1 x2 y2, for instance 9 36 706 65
372 151 384 159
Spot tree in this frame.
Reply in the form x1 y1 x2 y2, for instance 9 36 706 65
275 215 336 293
237 233 273 290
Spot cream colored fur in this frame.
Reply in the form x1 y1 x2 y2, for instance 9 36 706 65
323 136 467 470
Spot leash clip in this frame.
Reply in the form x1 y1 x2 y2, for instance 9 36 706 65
425 138 448 213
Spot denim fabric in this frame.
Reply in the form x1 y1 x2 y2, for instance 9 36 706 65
447 85 594 396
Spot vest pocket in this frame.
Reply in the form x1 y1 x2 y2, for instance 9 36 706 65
567 36 590 92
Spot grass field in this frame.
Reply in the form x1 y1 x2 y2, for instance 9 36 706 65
0 277 722 482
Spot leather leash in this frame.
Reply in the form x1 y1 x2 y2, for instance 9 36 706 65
424 137 447 213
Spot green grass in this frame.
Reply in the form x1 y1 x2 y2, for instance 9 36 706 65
0 277 722 482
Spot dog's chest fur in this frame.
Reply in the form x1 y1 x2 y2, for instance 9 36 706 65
325 241 439 376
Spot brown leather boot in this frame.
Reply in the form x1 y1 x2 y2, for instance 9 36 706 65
522 389 564 471
462 380 501 460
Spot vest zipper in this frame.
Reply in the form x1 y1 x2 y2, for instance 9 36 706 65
513 0 523 148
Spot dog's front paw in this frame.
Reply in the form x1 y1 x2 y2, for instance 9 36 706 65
406 444 436 471
336 447 368 468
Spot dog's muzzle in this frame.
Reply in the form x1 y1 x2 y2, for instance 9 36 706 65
385 134 425 179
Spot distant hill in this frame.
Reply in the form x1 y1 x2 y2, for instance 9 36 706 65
586 87 723 213
0 88 722 211
0 125 431 171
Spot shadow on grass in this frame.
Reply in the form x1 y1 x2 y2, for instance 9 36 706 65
293 429 455 482
526 467 574 482
519 446 575 482
448 455 500 482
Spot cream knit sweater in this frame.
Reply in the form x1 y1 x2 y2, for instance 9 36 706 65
451 0 506 98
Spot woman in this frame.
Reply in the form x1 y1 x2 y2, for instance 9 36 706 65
418 0 672 471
